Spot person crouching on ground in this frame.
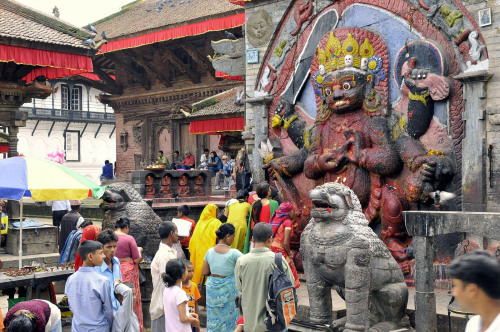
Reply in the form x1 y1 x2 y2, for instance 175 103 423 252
113 281 140 332
163 259 200 332
65 240 113 331
448 250 500 332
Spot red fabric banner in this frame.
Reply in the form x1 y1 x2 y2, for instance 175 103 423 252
189 117 244 135
76 72 116 81
228 0 251 5
215 71 243 81
0 44 93 82
100 13 245 53
0 145 9 153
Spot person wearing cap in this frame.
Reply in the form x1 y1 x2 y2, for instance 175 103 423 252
214 155 232 190
177 150 195 170
59 200 84 254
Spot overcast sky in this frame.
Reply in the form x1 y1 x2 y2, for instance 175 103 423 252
14 0 133 28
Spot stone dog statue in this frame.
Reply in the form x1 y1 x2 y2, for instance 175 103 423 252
300 182 409 332
101 182 162 258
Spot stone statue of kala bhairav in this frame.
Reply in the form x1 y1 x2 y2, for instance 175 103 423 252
265 27 455 274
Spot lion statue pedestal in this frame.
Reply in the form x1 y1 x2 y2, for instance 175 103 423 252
300 182 410 332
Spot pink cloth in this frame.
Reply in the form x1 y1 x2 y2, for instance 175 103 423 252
183 155 195 167
115 234 140 260
163 285 191 332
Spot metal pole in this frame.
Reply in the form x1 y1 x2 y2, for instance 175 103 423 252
18 197 23 269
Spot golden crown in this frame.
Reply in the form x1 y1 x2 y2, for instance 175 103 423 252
317 32 376 72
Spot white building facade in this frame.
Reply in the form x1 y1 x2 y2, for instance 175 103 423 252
4 79 116 184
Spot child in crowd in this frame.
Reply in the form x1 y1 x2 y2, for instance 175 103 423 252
163 259 200 332
65 240 113 332
182 260 201 332
112 281 140 332
234 295 244 332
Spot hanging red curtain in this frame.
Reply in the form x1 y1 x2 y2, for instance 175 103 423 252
189 117 244 135
0 44 93 82
0 145 9 154
215 71 243 81
100 13 245 53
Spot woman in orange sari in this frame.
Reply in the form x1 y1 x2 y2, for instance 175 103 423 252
74 225 101 271
114 217 143 332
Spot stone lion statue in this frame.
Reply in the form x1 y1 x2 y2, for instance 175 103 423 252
300 182 409 332
101 182 162 258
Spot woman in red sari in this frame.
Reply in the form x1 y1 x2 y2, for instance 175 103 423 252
74 225 101 271
114 217 143 332
270 202 300 288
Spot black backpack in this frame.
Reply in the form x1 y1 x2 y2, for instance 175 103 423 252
266 253 298 331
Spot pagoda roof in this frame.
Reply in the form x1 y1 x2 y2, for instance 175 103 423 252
0 0 91 51
94 0 243 41
191 87 244 119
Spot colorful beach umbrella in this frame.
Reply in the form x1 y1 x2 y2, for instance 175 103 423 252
0 156 105 201
0 156 106 268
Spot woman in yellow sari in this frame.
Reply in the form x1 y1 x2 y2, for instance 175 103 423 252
189 204 222 284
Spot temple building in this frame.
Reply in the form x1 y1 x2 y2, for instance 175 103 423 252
93 0 244 178
0 0 95 158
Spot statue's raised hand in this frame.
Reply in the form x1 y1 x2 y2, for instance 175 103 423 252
344 128 363 165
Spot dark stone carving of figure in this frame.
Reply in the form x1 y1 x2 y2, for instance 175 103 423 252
160 175 172 198
194 175 205 195
101 182 162 257
300 182 409 331
145 174 155 199
177 174 189 196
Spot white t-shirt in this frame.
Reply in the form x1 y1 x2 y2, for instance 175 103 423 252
163 285 191 332
465 313 500 332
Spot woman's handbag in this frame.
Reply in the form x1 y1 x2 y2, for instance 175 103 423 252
198 276 207 307
138 265 147 285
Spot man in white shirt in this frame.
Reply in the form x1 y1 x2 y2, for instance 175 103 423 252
150 221 179 332
199 148 209 169
448 250 500 332
46 200 70 229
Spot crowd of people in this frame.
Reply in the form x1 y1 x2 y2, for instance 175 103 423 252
0 178 499 332
152 149 239 191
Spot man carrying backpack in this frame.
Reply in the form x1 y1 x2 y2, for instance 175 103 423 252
235 223 296 332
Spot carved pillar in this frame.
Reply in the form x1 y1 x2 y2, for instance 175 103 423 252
7 126 19 157
244 96 272 184
455 70 493 212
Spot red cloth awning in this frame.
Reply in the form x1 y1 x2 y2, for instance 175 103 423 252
215 71 243 81
76 72 116 81
0 145 9 154
228 0 251 5
0 44 93 82
99 13 245 53
189 117 244 135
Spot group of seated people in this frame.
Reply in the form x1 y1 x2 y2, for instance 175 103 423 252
155 149 236 190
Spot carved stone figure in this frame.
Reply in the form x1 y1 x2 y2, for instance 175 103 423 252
291 0 314 36
194 175 205 195
177 174 189 196
160 175 172 198
101 182 162 257
264 28 456 273
145 174 155 199
300 182 409 332
247 10 273 48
